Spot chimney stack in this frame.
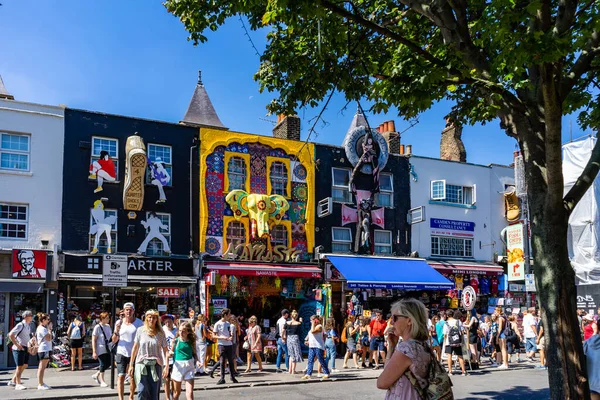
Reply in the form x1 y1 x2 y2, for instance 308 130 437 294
406 144 412 155
378 120 400 154
273 115 301 141
440 119 467 162
399 144 405 155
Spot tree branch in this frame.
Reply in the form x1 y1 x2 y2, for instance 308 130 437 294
555 0 579 36
563 137 600 215
561 30 600 99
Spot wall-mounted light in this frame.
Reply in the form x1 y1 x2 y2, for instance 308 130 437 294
40 239 49 249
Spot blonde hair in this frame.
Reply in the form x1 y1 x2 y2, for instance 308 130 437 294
345 315 355 327
144 310 163 336
390 298 429 342
249 315 258 324
291 310 299 320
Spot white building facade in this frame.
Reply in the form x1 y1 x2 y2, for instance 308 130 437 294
0 97 64 367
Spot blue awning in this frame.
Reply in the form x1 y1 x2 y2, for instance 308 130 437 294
327 255 453 290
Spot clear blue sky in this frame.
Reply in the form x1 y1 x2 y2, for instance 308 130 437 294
0 1 591 166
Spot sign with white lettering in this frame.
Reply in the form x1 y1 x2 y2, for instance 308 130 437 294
157 288 180 298
212 298 227 314
65 255 194 276
430 218 475 237
507 224 525 281
102 254 128 287
157 304 167 312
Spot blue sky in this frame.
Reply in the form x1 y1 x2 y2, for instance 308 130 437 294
0 1 591 166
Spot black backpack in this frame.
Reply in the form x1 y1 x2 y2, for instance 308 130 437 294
448 322 462 347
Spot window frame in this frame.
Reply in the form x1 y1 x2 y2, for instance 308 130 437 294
144 212 171 256
407 206 425 224
374 229 393 254
88 208 118 254
266 156 291 198
146 143 173 187
375 173 394 208
430 180 477 206
331 227 352 253
224 152 251 193
431 235 474 258
223 216 250 251
331 167 352 203
0 202 29 240
90 136 119 181
269 220 292 249
0 132 30 172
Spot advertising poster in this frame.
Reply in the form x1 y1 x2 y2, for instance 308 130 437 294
507 224 525 281
12 249 47 279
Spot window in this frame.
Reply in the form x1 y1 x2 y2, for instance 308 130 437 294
226 221 246 249
1 133 30 171
332 227 352 252
144 212 171 256
374 230 392 254
89 209 117 253
270 162 288 196
227 156 247 191
147 144 172 186
431 236 473 258
91 137 118 180
0 203 28 239
430 180 476 205
407 206 425 224
375 173 393 207
271 224 288 247
332 168 351 203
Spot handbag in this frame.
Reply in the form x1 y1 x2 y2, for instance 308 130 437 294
405 341 454 400
243 340 250 350
99 325 117 355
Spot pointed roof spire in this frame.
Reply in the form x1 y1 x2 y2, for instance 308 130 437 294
0 74 14 100
180 70 227 130
347 103 367 135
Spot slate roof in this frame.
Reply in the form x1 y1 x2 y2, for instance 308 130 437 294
0 74 14 100
180 71 227 130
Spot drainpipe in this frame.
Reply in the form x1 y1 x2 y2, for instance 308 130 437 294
189 137 199 256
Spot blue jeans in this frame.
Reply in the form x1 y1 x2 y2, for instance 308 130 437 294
276 338 289 369
325 339 337 370
306 347 329 376
137 364 162 400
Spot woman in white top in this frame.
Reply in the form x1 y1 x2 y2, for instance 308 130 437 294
301 315 330 380
36 313 53 390
194 315 208 375
91 312 112 387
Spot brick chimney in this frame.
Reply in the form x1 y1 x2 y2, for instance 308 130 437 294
377 120 400 154
440 119 466 162
273 115 301 141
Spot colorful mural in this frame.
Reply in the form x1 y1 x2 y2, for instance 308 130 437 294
199 128 315 260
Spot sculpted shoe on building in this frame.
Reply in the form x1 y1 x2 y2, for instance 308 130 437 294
123 134 147 211
504 189 520 222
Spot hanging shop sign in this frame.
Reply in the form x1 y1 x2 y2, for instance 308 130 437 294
525 274 536 292
64 254 194 276
507 223 525 281
157 288 180 298
212 298 228 314
222 243 302 263
12 249 47 279
102 254 128 287
461 286 477 311
430 218 475 237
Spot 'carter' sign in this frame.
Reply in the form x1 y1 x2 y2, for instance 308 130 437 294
64 254 194 276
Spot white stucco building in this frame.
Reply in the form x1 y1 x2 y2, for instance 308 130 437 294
0 83 65 367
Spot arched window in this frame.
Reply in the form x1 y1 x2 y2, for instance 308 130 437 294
227 156 247 191
270 161 288 196
270 224 288 247
226 221 246 249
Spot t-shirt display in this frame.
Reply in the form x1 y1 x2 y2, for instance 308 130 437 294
491 277 499 295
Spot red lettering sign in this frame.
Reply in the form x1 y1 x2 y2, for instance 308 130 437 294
157 288 180 298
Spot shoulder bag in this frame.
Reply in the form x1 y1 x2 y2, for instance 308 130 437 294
405 341 454 400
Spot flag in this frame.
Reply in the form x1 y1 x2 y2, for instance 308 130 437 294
342 204 358 226
371 208 385 228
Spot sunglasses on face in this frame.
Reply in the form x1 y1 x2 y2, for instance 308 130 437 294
393 314 408 323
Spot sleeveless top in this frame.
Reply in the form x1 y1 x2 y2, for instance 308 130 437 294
174 338 194 361
469 317 479 336
284 322 301 336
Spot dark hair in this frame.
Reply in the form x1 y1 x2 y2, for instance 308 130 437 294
281 309 290 316
453 310 463 320
100 150 109 159
221 308 230 317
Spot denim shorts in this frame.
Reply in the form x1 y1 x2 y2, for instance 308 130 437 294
115 354 131 376
12 349 29 366
525 337 537 352
369 337 385 351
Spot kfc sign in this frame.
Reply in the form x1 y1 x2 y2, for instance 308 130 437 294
12 250 47 279
157 288 180 298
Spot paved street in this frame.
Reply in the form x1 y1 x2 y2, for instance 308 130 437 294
0 360 549 399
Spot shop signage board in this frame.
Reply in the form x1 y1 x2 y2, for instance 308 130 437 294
507 223 525 281
102 255 128 287
157 304 167 312
430 218 475 238
461 286 477 311
347 282 452 290
577 284 600 314
222 243 302 263
525 274 536 292
157 288 180 298
212 298 227 315
64 254 194 276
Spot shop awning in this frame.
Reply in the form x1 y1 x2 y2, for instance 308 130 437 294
428 261 504 276
205 262 321 278
0 279 45 293
58 273 197 285
326 255 453 290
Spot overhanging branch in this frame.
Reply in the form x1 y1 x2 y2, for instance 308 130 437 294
564 137 600 215
561 30 600 99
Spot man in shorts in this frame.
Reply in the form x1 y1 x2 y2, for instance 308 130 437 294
112 303 143 400
8 310 33 390
369 310 387 369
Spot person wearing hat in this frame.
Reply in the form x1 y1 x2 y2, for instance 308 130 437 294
162 314 177 400
8 310 33 390
584 314 598 342
112 302 143 400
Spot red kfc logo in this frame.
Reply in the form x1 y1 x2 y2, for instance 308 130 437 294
12 250 47 279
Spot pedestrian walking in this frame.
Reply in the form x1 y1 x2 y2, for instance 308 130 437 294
324 317 339 372
67 313 85 371
36 313 53 390
112 302 143 400
435 311 447 355
244 315 263 372
536 317 546 369
128 309 169 400
91 312 112 387
342 315 360 369
506 315 523 363
211 308 238 385
494 307 509 369
301 315 330 380
284 310 303 374
369 310 388 370
584 314 599 341
229 314 241 375
443 310 467 376
358 318 370 368
170 321 197 400
430 315 441 362
194 315 208 375
276 309 290 373
7 310 33 390
465 310 480 367
162 314 177 400
522 308 538 361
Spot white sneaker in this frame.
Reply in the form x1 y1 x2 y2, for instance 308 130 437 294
317 373 322 378
15 384 27 390
7 381 16 387
37 384 51 390
92 374 100 384
497 364 509 369
331 369 339 373
100 382 108 388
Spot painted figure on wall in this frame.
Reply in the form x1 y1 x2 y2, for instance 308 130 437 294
138 212 171 255
148 157 170 204
89 150 116 193
356 197 373 253
89 200 117 254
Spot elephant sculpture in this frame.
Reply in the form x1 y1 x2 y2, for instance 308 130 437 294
225 190 290 239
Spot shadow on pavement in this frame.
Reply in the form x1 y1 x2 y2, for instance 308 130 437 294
461 386 550 399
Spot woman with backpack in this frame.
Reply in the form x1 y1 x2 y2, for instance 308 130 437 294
342 315 360 369
443 310 467 376
67 314 85 371
377 298 452 399
91 312 112 387
35 313 53 390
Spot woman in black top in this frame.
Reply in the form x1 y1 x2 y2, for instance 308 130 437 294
283 310 303 374
464 309 480 365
